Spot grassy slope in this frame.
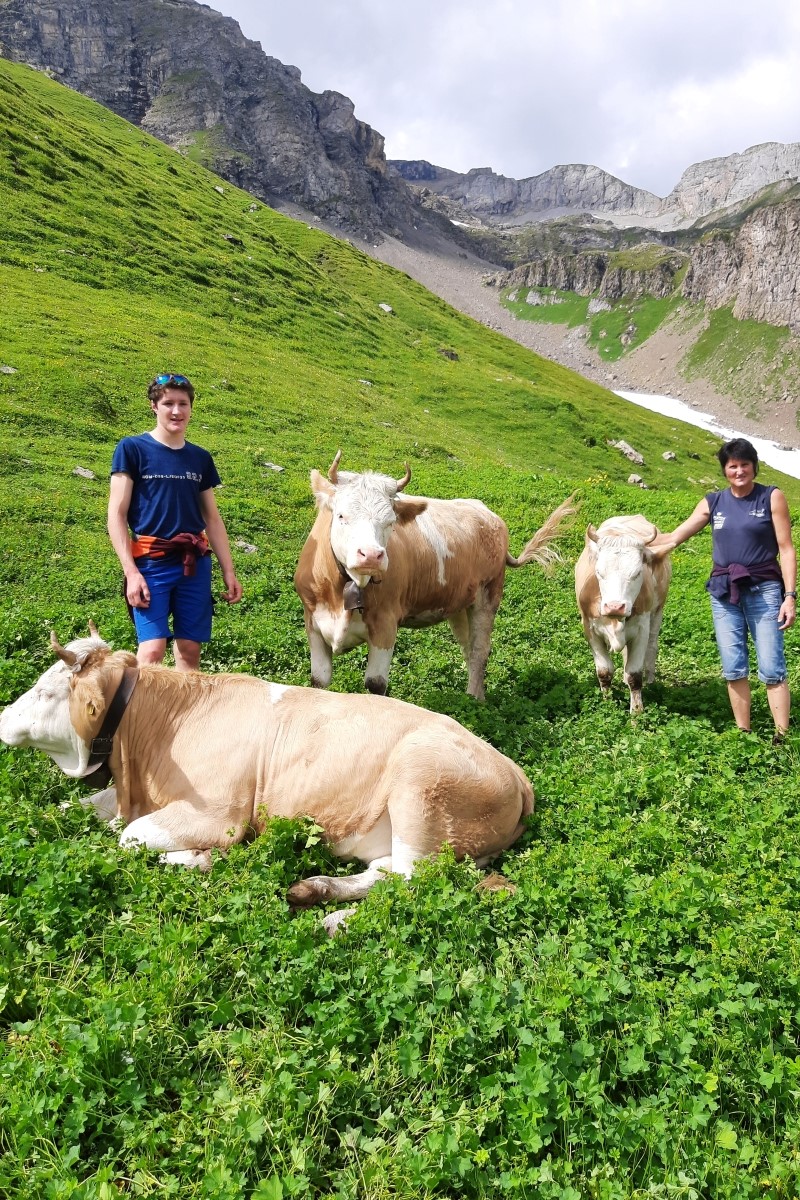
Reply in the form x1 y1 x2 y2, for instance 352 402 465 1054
2 59 800 1199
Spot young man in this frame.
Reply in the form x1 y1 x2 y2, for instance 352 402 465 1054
108 373 243 671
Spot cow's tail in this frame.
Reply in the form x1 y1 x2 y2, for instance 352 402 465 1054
506 493 579 571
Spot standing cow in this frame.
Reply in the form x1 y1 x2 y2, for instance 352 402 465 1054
0 631 534 909
294 452 576 699
575 515 675 713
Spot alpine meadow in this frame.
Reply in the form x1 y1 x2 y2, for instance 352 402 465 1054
3 58 800 1200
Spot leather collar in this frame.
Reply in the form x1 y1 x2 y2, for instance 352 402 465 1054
87 666 139 770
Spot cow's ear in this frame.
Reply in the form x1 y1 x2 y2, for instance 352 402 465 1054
310 469 335 509
395 497 427 524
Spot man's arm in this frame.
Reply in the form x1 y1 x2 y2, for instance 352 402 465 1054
771 489 797 631
108 472 151 608
200 488 243 604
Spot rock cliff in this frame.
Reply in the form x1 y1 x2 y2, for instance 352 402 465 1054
502 249 686 302
0 0 413 237
683 199 800 331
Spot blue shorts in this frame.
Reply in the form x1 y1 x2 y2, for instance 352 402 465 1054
132 555 214 645
709 580 787 685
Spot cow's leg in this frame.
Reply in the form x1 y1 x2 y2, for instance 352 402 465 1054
465 587 501 700
308 626 333 689
621 616 649 714
363 615 397 694
587 629 615 694
643 607 664 684
80 786 118 823
287 855 394 906
364 644 394 695
119 804 250 855
160 849 215 870
447 610 471 669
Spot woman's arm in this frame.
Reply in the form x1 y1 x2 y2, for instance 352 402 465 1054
771 489 797 630
651 497 711 547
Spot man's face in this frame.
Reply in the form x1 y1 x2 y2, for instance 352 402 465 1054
152 387 193 439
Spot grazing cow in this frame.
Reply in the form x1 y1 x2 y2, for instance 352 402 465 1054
575 515 674 713
294 452 576 699
0 631 534 907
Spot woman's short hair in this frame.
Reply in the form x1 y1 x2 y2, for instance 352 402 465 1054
717 437 758 476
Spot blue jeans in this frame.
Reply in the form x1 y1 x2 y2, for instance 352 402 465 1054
709 581 786 684
132 555 214 644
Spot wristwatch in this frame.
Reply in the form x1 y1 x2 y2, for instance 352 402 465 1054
786 591 797 599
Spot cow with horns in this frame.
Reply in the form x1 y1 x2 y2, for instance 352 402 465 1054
0 629 534 912
575 515 675 713
294 452 576 699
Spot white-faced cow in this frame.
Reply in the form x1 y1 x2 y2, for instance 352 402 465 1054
575 515 675 714
0 631 534 908
294 452 576 699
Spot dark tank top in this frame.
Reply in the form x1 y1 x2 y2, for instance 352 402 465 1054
705 483 778 568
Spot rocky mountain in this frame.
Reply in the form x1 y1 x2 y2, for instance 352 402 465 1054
0 0 413 237
494 192 800 331
391 143 800 231
391 161 664 225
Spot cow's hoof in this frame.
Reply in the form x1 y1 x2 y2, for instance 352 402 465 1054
287 877 328 907
322 907 357 937
365 677 387 695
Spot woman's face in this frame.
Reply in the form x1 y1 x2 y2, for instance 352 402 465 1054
724 457 756 491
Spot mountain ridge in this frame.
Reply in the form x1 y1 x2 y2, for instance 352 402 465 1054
390 142 800 229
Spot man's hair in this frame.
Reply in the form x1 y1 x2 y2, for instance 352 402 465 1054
717 437 758 475
148 374 195 406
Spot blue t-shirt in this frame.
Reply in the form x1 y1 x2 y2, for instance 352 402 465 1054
706 482 778 568
111 433 221 540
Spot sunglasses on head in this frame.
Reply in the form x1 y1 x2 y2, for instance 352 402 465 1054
155 373 191 386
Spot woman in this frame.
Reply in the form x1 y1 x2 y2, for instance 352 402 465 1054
662 438 796 739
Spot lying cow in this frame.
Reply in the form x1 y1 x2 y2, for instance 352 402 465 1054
0 631 534 907
294 452 576 699
575 515 674 713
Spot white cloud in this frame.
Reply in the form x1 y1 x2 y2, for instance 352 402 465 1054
216 0 800 194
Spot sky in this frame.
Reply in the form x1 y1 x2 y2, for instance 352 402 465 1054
214 0 800 198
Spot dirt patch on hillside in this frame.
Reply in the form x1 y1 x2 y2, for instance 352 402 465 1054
357 229 800 449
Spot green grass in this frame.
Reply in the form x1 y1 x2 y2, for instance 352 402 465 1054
501 286 679 362
684 307 800 419
2 57 800 1199
587 296 679 361
502 287 591 327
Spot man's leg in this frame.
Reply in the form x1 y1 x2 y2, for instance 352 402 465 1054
173 639 201 671
172 557 213 671
137 638 168 666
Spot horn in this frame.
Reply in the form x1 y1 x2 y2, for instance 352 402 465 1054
88 619 100 637
587 524 599 543
395 463 411 492
327 450 343 484
50 630 78 667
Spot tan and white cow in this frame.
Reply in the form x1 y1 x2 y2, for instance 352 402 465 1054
294 452 576 699
575 515 675 713
0 632 534 907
